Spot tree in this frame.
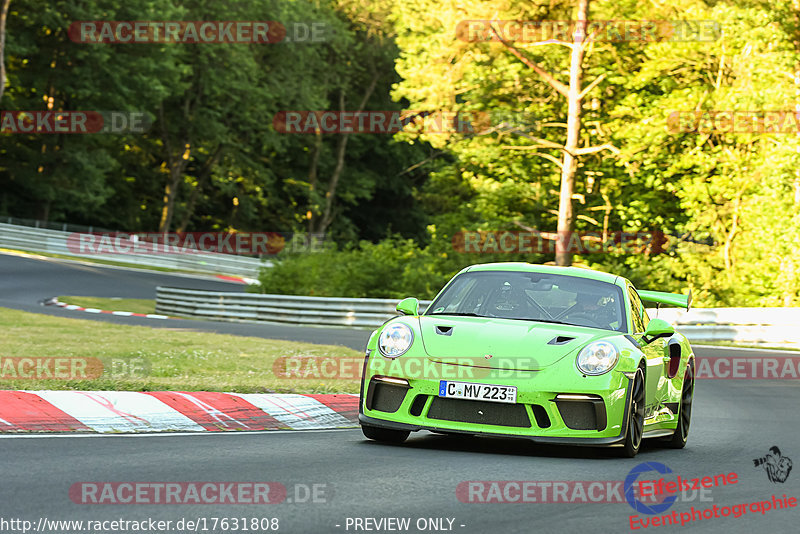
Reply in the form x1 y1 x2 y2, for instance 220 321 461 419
0 0 10 103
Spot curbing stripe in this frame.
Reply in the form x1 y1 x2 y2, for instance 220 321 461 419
47 297 176 320
0 391 359 433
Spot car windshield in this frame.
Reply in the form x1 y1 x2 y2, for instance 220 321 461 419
426 271 626 332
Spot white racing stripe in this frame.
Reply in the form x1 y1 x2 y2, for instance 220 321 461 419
30 391 205 433
233 393 351 430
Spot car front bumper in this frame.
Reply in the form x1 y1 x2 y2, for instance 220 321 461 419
359 356 634 445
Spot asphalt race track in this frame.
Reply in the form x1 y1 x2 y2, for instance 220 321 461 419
1 252 798 533
3 378 799 534
0 252 370 350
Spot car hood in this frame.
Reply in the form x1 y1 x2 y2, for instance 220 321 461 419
417 315 609 371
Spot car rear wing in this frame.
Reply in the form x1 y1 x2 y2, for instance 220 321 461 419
638 289 692 311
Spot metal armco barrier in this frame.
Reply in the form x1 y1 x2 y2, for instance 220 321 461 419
156 286 433 328
652 308 800 346
155 287 800 346
0 222 265 277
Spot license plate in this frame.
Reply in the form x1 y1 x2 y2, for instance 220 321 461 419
438 381 517 404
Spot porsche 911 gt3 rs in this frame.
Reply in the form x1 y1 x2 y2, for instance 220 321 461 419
358 263 695 457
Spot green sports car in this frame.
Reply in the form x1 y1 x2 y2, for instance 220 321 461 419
359 262 695 457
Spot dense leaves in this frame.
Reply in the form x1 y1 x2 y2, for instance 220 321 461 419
1 0 798 305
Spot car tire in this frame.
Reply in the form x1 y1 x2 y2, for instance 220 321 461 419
361 424 410 444
664 360 694 449
618 367 645 458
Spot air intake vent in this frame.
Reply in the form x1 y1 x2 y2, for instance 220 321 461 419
409 395 428 416
548 335 574 345
435 326 453 336
427 398 531 428
366 379 409 413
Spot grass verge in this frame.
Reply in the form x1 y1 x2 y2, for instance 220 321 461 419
0 307 361 393
58 296 157 315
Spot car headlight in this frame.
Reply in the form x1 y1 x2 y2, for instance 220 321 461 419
378 323 414 358
576 341 618 375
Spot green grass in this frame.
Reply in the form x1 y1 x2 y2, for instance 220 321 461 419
0 307 362 393
58 296 157 315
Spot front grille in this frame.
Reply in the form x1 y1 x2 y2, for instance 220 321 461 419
427 397 531 428
555 398 606 431
367 380 408 413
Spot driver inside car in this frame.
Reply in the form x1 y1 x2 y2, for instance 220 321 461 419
490 282 532 318
561 292 617 329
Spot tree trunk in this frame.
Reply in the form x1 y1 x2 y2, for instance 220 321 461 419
312 70 379 234
555 0 590 266
175 145 222 232
157 104 192 233
0 0 10 103
306 131 322 233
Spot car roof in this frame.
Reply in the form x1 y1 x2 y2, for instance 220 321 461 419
463 262 623 285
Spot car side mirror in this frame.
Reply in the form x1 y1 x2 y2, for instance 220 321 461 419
643 318 675 343
396 297 420 316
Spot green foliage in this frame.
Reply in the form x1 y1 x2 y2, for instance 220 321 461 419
2 0 799 306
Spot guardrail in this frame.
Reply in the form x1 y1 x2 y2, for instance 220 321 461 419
155 287 800 346
0 222 265 278
156 286 432 328
651 308 800 346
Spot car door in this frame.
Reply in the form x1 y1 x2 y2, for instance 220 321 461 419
627 285 667 416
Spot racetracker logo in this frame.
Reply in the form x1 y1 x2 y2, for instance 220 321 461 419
69 21 330 44
456 479 712 504
69 482 330 505
0 111 150 134
0 357 148 380
695 356 800 379
668 111 800 134
271 110 545 135
452 230 677 255
456 20 721 43
70 482 285 504
65 232 326 256
273 355 540 380
0 358 103 380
